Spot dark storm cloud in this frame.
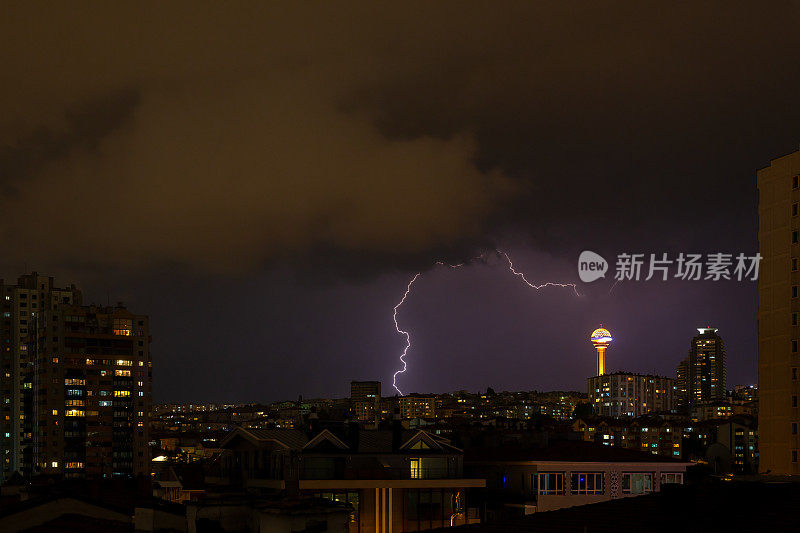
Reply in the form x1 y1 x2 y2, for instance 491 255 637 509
3 2 799 275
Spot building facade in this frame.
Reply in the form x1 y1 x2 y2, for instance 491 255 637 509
588 372 674 418
0 273 152 481
465 440 692 514
350 381 381 424
572 417 684 459
0 273 82 480
398 396 436 420
218 427 484 532
758 144 800 475
679 328 727 410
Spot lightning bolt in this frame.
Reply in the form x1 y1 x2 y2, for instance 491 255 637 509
391 273 421 396
391 250 580 394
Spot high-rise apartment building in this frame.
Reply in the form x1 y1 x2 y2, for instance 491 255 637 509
588 372 674 417
0 273 151 481
757 144 800 474
678 328 726 411
350 380 381 423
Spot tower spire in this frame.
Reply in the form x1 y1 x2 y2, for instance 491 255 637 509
590 326 613 376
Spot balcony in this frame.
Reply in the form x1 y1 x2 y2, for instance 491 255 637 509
300 466 457 480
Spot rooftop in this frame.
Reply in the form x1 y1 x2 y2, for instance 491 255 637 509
430 479 800 532
465 440 685 463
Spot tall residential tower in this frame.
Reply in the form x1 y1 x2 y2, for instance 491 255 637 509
758 144 800 475
0 273 152 481
677 328 726 411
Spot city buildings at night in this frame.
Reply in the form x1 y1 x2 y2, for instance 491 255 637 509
0 273 152 481
4 3 800 532
572 417 684 459
465 440 692 514
350 380 381 424
758 143 800 475
217 426 485 531
0 273 82 481
588 372 675 418
398 395 436 420
676 328 727 411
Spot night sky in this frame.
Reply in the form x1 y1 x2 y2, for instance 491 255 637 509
2 3 799 402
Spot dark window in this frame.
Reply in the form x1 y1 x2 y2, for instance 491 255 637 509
793 231 798 244
794 175 799 189
794 203 799 216
793 258 798 271
793 396 798 408
793 341 797 353
793 286 798 299
793 423 798 435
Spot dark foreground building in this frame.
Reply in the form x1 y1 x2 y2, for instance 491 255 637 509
430 479 800 533
216 426 485 531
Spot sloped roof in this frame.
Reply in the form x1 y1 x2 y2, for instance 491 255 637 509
221 428 309 449
222 427 462 454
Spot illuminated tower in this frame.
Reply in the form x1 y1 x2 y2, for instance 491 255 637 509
590 326 613 376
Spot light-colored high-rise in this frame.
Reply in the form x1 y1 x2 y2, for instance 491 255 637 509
757 144 800 475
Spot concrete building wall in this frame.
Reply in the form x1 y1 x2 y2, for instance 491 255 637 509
469 461 691 513
757 144 800 474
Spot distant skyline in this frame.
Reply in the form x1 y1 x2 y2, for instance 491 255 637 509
2 3 793 402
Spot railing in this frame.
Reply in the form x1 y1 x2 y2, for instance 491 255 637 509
299 467 457 480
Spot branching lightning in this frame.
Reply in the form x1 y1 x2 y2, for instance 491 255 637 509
391 250 580 394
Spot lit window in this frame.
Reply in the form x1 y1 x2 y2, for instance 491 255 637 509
51 461 58 468
114 390 131 397
571 472 604 495
622 473 653 494
51 410 58 416
113 318 133 336
410 458 422 479
538 472 565 495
